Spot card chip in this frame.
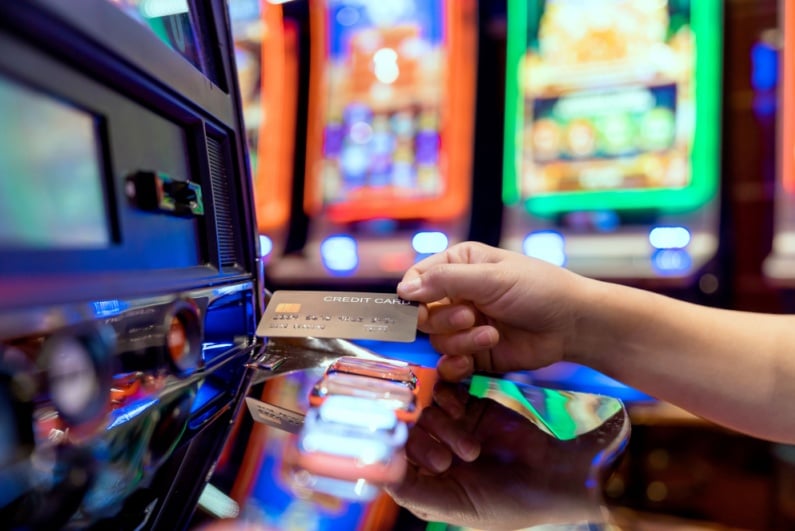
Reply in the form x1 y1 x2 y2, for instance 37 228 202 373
275 303 301 313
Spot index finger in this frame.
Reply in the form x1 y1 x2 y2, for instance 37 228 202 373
399 242 502 284
398 261 510 307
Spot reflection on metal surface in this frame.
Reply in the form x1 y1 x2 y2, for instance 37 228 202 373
198 482 240 519
248 336 388 384
328 356 418 390
0 283 256 528
242 356 628 530
469 374 624 441
390 379 630 530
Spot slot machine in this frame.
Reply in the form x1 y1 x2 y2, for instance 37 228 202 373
267 0 478 288
502 0 723 284
230 0 300 264
0 0 261 528
764 0 795 285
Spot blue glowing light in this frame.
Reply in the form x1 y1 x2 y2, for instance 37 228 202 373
648 226 691 249
91 299 127 317
229 0 259 20
259 235 273 257
522 231 566 266
651 249 692 275
411 231 449 254
107 398 158 430
592 210 620 232
360 218 398 234
340 145 369 177
751 41 778 92
321 236 359 273
202 342 234 353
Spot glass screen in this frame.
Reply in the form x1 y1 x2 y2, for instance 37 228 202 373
0 73 110 249
105 0 207 76
504 0 722 215
320 0 447 208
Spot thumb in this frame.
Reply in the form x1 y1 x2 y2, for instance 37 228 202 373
397 262 507 306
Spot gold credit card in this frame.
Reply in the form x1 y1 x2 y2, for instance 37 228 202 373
257 290 419 342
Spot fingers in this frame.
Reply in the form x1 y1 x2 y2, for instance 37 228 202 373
385 466 453 523
404 384 482 473
404 423 453 473
398 242 511 305
428 325 499 357
398 262 508 306
436 354 475 381
417 296 500 381
401 242 500 283
431 382 470 420
407 407 481 471
419 302 479 334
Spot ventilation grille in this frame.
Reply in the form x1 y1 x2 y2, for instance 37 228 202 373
207 136 238 267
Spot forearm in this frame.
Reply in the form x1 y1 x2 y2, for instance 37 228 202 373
570 280 795 443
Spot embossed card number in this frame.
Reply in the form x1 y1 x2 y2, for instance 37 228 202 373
256 291 419 342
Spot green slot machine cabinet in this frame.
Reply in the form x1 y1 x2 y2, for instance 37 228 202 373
502 0 723 282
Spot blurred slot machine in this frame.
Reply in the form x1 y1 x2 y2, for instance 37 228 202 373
764 1 795 286
502 0 723 283
229 0 299 263
0 0 261 528
267 0 478 287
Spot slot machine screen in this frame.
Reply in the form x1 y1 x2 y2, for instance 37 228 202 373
305 0 475 225
0 74 110 249
504 0 722 217
104 0 213 81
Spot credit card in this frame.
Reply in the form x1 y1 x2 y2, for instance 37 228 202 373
256 290 419 342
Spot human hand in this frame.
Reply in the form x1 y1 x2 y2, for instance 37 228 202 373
387 381 627 530
397 242 593 381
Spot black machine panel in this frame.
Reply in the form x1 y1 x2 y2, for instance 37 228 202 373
0 0 262 529
0 0 256 306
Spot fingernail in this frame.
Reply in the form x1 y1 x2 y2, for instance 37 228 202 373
449 307 473 329
458 438 480 462
434 387 465 418
397 277 422 296
473 328 496 348
449 355 470 371
429 447 452 472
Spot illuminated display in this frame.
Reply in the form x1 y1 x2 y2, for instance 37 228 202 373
504 0 722 216
105 0 207 76
306 0 476 224
0 74 110 249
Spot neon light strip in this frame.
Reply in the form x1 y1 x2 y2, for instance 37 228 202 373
784 1 795 193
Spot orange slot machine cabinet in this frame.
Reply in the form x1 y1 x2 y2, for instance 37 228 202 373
230 0 300 264
502 0 724 284
267 0 478 288
765 1 795 286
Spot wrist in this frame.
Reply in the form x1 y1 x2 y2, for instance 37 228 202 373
565 277 621 368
